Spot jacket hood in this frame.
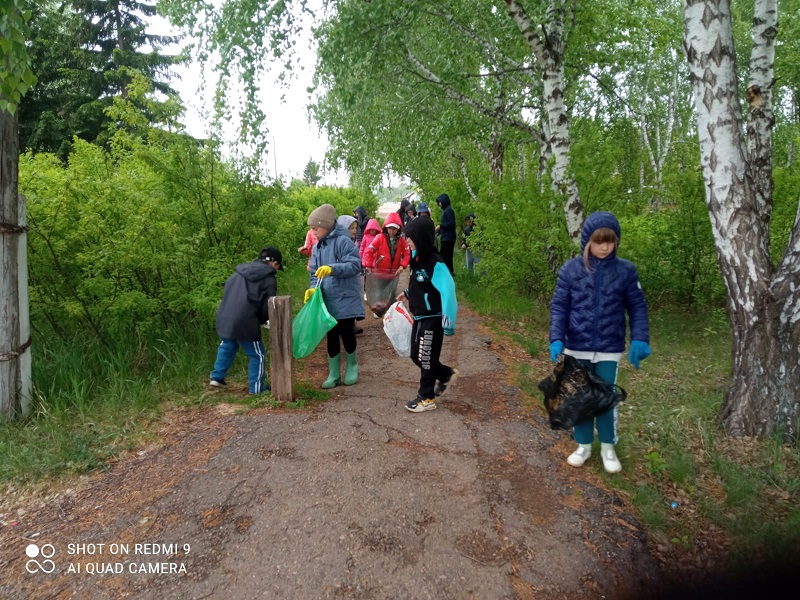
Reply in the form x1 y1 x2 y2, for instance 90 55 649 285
436 193 451 209
403 215 437 260
354 206 368 219
581 211 621 252
236 260 277 282
337 215 357 229
398 198 411 211
383 212 403 231
364 218 382 235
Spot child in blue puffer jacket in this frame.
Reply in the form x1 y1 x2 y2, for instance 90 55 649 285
548 211 651 473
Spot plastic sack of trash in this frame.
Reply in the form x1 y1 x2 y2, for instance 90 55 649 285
292 288 337 359
382 301 413 357
537 354 627 430
365 271 399 318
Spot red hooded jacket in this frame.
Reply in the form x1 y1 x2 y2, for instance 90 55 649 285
363 212 410 273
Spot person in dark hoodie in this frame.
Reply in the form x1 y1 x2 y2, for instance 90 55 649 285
210 246 283 394
397 197 414 227
435 193 457 274
353 206 369 247
398 217 458 413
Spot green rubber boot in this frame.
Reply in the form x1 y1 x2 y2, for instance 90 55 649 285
322 355 341 389
344 351 359 385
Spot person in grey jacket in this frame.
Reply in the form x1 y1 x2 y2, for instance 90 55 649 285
304 204 365 388
210 247 283 394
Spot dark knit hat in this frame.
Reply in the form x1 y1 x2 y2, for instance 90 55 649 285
308 204 336 230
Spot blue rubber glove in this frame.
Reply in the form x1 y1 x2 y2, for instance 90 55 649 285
628 340 652 369
549 341 564 363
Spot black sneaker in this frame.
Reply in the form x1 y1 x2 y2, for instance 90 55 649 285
209 378 227 387
434 368 459 397
354 327 364 335
405 396 436 413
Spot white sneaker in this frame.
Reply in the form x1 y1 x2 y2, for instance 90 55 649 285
600 443 622 473
567 444 592 467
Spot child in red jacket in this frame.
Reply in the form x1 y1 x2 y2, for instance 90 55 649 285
363 212 410 317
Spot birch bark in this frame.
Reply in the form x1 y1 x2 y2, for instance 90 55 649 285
684 0 799 439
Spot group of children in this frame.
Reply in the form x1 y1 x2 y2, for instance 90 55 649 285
210 203 652 472
301 203 458 413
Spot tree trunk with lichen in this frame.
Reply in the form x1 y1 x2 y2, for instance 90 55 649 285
684 0 800 441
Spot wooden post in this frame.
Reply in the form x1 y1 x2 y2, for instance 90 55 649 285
268 296 293 402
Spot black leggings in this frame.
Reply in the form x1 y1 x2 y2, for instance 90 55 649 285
327 318 357 357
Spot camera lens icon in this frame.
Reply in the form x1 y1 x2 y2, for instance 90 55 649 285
25 543 56 574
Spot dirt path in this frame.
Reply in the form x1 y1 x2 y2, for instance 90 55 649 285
0 304 665 599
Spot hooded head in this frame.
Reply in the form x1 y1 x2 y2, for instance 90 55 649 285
364 218 382 236
436 193 451 209
337 214 358 240
308 204 337 231
403 214 437 261
580 211 621 252
383 211 403 231
416 201 430 216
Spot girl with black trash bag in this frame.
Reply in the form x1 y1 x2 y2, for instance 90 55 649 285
548 211 651 473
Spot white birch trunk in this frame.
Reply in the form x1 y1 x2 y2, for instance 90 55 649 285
505 0 584 243
684 0 800 439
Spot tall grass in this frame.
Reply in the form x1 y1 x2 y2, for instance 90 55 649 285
0 264 319 484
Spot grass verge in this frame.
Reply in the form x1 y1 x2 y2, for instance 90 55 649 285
455 268 800 573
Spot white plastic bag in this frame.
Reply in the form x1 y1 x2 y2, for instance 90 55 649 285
383 301 414 358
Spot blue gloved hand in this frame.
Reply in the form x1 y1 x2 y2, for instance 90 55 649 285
549 341 564 362
628 340 652 369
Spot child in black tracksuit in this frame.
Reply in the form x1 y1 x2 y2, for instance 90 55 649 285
398 217 459 412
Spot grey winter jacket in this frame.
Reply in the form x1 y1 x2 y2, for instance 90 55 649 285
216 260 278 341
310 222 365 320
549 212 649 353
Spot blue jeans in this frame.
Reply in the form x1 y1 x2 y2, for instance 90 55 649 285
572 360 619 445
211 338 268 394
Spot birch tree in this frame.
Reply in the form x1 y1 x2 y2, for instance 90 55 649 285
684 0 799 439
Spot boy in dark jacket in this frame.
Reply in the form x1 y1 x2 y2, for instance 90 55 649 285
398 217 458 412
210 247 283 394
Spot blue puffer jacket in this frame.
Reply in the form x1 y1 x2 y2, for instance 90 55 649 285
549 212 649 353
309 221 365 321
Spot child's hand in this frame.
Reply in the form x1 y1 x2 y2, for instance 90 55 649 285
628 341 651 369
395 266 404 275
315 265 332 279
549 341 564 362
396 292 405 303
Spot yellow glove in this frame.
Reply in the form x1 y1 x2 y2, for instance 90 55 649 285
303 288 316 304
315 265 332 279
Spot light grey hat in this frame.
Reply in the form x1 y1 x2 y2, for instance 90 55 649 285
308 204 336 230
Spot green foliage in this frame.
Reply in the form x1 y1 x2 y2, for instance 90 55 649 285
0 0 38 114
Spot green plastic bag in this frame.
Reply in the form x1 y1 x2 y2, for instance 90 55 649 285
292 288 337 359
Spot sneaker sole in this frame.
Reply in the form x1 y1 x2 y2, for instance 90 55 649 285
209 381 226 388
405 403 436 413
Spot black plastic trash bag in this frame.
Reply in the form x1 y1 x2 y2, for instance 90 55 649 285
537 354 627 430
